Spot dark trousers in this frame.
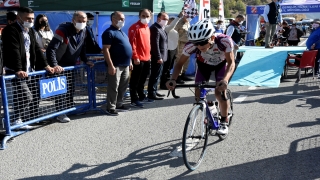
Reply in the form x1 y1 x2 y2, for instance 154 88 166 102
160 49 176 87
55 71 75 111
147 60 163 97
129 61 150 102
11 76 39 121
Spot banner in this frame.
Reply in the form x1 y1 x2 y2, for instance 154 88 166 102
199 0 210 20
218 0 224 20
21 0 153 12
153 0 184 14
0 0 20 8
246 5 265 15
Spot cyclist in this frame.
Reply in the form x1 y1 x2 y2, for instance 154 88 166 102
166 19 235 135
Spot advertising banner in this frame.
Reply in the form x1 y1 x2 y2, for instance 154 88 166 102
21 0 153 12
199 0 210 20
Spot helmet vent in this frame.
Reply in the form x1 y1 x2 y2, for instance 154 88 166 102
199 24 203 30
205 29 212 38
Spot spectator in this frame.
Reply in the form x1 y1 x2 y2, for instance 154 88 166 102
306 22 320 75
174 14 193 84
85 12 102 54
214 20 224 34
287 23 303 46
128 9 153 108
262 0 282 48
147 12 169 100
34 14 54 54
310 20 320 34
102 11 132 115
255 32 265 46
302 24 306 36
2 7 54 129
280 21 290 46
159 12 184 90
6 11 16 25
46 11 94 122
226 14 245 60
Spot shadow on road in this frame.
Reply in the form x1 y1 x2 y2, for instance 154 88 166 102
19 139 189 179
172 135 320 180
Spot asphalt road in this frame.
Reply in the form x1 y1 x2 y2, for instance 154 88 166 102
1 46 320 179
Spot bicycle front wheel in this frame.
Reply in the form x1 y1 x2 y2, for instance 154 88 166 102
182 104 209 171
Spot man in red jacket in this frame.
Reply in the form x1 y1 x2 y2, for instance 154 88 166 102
128 9 154 108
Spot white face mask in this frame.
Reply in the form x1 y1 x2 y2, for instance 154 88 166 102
239 21 244 25
140 18 150 25
19 16 33 28
75 22 86 30
159 20 168 27
87 20 94 27
117 20 125 28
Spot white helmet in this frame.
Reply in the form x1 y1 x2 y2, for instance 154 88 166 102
188 19 214 42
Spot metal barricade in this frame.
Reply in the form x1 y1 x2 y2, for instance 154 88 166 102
0 65 91 149
87 54 107 109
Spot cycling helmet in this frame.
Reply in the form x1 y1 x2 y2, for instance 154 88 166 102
188 19 214 42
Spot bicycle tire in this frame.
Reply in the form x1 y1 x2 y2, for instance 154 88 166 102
182 104 209 171
218 89 233 140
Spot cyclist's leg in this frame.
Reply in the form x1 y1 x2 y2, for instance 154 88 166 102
194 61 213 102
214 61 228 123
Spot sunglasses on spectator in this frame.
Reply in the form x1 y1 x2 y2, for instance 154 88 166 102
192 39 210 46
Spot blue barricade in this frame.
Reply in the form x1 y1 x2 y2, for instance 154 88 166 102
0 63 108 150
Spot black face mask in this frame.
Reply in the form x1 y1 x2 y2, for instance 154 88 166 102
40 21 47 26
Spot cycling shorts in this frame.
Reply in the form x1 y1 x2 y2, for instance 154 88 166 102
195 60 227 84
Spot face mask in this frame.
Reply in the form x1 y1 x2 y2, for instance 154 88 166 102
117 20 125 28
312 24 319 29
19 16 33 28
75 22 86 30
87 20 94 27
239 21 244 25
40 21 47 27
217 24 221 28
159 20 168 27
140 18 150 25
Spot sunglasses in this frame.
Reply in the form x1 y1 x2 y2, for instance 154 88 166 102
193 39 210 46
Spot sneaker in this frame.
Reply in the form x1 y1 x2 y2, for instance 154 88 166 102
116 105 131 112
12 119 33 130
130 101 144 108
106 109 119 116
140 98 155 104
217 122 229 135
56 114 71 123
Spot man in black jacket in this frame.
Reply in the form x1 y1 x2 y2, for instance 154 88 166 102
2 7 54 129
85 13 102 54
262 0 281 48
147 12 169 100
46 11 94 123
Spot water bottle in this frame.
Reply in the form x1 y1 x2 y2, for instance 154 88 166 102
208 101 217 116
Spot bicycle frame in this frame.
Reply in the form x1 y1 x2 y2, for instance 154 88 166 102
198 88 220 131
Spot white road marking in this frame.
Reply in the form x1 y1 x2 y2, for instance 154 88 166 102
233 95 248 103
299 38 308 46
248 86 257 90
234 92 320 98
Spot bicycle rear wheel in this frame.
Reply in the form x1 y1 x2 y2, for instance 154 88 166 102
182 104 209 171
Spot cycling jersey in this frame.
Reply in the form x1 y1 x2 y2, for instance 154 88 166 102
182 34 234 66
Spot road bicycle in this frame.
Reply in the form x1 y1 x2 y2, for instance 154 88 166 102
168 82 234 171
